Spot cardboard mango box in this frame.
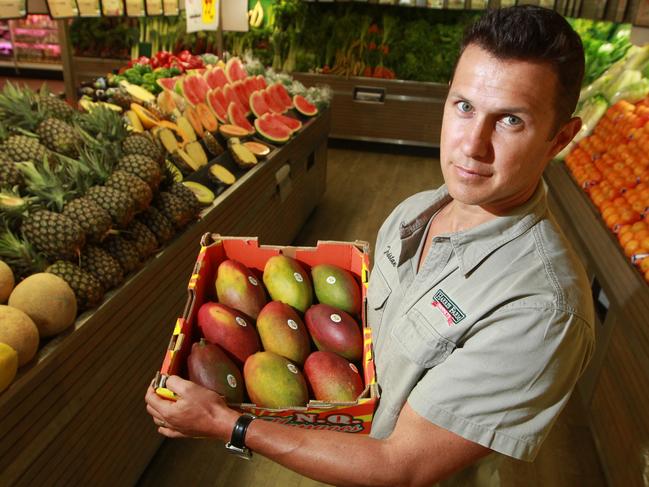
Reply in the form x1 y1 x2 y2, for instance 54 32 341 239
155 233 379 435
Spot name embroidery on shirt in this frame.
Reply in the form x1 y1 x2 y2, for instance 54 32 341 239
383 245 397 267
432 289 466 325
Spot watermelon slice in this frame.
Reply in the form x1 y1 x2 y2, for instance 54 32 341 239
157 77 179 91
207 88 229 123
181 75 210 106
293 95 318 117
204 66 229 89
268 113 302 133
223 84 247 115
255 75 267 90
263 89 286 114
270 83 293 111
243 77 258 100
255 113 291 144
249 90 270 118
227 102 254 134
231 80 250 110
225 57 247 83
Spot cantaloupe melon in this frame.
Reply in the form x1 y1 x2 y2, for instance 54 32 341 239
0 260 14 303
0 305 39 366
8 273 77 338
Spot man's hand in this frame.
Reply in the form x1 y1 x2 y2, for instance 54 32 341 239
144 375 240 440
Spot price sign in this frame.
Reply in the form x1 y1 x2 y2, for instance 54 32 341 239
146 0 163 15
77 0 100 16
102 0 125 15
125 0 146 16
47 0 78 18
0 0 25 19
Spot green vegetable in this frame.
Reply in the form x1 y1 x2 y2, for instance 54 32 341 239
124 69 143 85
142 73 156 84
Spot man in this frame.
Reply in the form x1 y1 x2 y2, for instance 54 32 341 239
146 6 595 485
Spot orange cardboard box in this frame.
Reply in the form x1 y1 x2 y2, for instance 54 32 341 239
155 233 379 435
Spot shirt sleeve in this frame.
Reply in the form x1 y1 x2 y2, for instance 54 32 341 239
407 305 594 461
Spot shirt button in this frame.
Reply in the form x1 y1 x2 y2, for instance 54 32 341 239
400 221 407 228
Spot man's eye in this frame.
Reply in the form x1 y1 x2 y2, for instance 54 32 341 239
502 115 522 126
456 101 472 113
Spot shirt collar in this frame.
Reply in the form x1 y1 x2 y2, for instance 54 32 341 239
400 182 548 276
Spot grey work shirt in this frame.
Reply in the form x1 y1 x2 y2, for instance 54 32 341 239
366 183 595 461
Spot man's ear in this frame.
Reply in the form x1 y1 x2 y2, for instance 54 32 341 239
548 117 582 160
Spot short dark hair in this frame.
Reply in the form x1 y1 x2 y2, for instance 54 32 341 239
456 5 584 130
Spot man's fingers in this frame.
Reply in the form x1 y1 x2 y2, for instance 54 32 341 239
164 374 192 392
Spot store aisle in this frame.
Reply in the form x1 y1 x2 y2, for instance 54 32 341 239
137 144 606 487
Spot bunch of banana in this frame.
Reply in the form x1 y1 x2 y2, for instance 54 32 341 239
248 1 264 28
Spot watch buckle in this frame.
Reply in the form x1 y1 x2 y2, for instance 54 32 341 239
225 441 253 460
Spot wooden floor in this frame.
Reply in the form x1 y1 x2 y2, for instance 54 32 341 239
137 144 607 487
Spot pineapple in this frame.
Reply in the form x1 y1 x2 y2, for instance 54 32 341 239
116 154 161 190
168 182 201 216
80 245 124 290
47 260 104 310
37 85 75 122
62 197 113 243
21 210 85 261
121 133 163 166
0 226 47 279
2 134 49 162
0 188 33 229
154 192 193 229
106 170 152 212
102 235 141 274
137 207 175 243
76 104 128 147
85 185 136 229
0 82 80 157
203 132 224 156
0 151 23 188
123 220 158 259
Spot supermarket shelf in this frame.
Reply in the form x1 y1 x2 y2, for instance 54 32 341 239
0 110 331 486
544 160 649 487
0 59 62 71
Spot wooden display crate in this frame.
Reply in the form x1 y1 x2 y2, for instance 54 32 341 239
0 110 331 487
293 73 448 148
544 160 649 487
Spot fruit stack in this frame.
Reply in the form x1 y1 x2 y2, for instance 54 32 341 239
186 253 366 408
0 82 202 318
564 98 649 283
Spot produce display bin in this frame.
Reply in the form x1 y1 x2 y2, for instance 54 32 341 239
294 73 448 148
544 160 649 487
156 234 379 435
0 110 330 486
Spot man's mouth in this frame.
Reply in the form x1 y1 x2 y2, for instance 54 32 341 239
454 163 491 178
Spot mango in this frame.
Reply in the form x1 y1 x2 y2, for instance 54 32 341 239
311 264 361 317
304 304 363 362
304 351 364 402
257 301 311 365
243 351 308 408
262 255 312 313
187 339 244 403
215 259 267 319
197 302 261 366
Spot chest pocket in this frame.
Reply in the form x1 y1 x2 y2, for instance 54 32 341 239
366 268 391 331
391 308 456 368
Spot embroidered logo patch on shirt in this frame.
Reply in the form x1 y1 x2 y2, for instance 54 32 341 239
432 289 466 325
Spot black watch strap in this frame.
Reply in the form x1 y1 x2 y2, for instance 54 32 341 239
225 414 256 459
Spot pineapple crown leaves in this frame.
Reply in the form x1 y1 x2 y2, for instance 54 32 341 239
0 185 36 230
0 223 48 278
0 81 46 132
18 158 76 212
75 105 128 146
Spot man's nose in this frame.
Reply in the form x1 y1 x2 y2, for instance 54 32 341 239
461 117 492 160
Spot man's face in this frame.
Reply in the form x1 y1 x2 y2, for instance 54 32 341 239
440 44 575 213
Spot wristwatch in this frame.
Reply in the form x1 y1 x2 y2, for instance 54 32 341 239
225 414 256 460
